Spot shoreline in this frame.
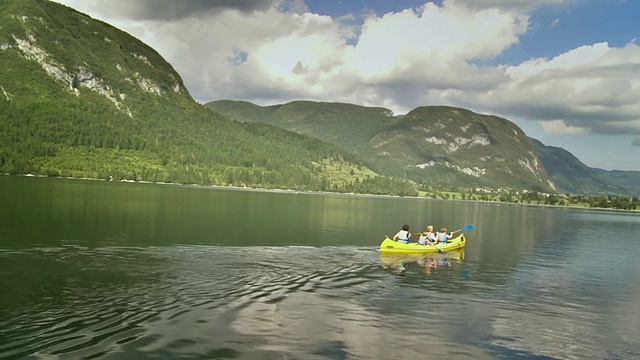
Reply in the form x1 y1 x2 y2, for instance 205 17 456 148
4 173 639 213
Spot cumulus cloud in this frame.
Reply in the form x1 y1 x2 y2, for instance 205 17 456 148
90 0 276 20
50 0 640 145
467 41 640 136
540 120 589 135
52 0 526 107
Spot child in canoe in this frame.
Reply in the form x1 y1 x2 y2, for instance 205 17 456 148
435 227 454 244
418 225 437 245
392 224 411 244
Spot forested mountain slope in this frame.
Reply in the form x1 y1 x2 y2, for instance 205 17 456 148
591 168 640 196
207 100 398 153
208 101 556 192
528 138 627 195
0 0 418 195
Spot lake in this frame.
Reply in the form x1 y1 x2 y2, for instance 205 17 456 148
0 176 638 359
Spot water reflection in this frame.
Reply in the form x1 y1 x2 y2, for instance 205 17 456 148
380 250 465 276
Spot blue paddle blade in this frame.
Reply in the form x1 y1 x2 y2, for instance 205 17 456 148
462 224 473 231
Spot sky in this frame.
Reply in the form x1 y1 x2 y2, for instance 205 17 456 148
51 0 640 171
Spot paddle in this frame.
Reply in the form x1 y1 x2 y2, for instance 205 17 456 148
451 224 473 234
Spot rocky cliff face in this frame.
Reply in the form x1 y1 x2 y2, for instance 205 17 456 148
372 106 555 191
0 0 190 116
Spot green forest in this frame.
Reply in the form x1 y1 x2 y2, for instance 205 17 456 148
0 94 419 196
420 188 640 211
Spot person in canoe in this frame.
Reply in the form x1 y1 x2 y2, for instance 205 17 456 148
435 227 454 244
418 225 437 245
392 224 412 244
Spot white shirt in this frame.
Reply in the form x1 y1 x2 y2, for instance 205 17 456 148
419 232 436 245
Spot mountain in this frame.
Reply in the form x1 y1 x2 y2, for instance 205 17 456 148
207 101 556 192
207 100 398 153
591 168 640 196
528 138 636 195
0 0 420 195
373 106 554 191
3 0 633 198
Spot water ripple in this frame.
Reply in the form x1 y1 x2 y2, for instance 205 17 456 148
1 243 638 359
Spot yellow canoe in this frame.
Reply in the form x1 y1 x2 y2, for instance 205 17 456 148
379 234 466 253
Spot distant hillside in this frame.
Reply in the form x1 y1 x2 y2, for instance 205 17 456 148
205 100 269 123
0 0 418 195
208 100 398 153
528 138 632 195
208 101 556 192
591 168 640 196
209 99 640 196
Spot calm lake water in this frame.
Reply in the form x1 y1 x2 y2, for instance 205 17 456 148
1 176 639 359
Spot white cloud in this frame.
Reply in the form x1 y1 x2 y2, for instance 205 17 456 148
505 43 610 78
82 0 276 20
540 120 589 135
351 3 527 76
471 41 640 137
51 0 526 109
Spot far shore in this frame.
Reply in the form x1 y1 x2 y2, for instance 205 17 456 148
5 173 639 214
